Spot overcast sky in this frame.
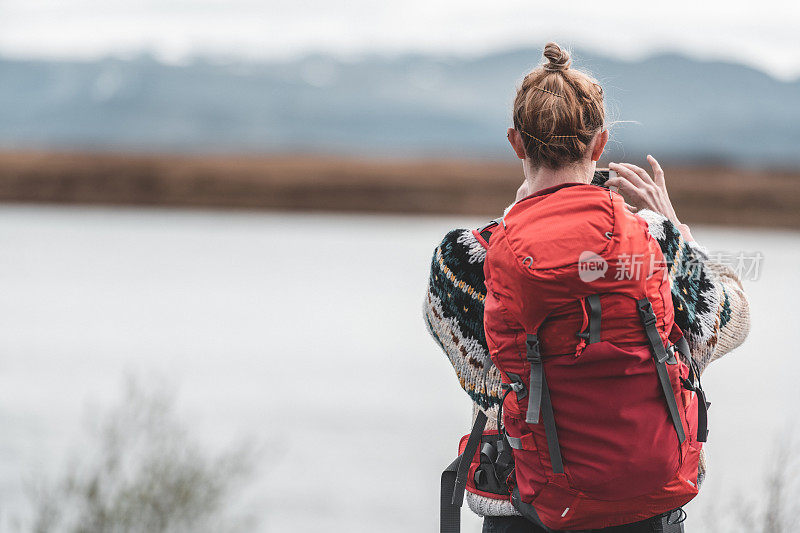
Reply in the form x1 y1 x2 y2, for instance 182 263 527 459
1 0 799 80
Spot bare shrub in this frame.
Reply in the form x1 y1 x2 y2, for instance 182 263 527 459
701 435 799 533
760 438 799 533
26 377 259 533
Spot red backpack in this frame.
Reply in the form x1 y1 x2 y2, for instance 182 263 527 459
441 183 708 532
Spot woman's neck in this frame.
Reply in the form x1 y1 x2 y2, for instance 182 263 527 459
524 159 595 195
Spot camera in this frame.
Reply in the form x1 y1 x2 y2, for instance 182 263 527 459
591 169 619 193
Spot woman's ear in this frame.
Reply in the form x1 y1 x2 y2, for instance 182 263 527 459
507 128 527 160
591 130 609 162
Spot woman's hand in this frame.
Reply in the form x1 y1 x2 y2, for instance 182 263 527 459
608 155 693 241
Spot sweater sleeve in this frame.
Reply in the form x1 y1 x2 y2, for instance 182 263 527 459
635 210 751 373
423 228 503 411
423 228 518 518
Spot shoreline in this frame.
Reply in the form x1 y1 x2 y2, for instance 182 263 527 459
1 151 798 228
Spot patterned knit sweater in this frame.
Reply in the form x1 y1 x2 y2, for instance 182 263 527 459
423 209 750 517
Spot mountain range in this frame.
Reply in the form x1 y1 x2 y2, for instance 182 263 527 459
1 48 798 165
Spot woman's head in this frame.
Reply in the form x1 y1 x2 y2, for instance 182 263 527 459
510 42 606 171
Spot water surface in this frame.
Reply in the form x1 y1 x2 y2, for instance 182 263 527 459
0 205 796 532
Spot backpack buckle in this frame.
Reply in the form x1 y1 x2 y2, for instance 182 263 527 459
501 381 526 394
502 372 528 399
665 344 678 365
637 300 657 327
525 335 541 363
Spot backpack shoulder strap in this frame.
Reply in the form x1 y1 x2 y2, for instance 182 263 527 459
440 410 488 533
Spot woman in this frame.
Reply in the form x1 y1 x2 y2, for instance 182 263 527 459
424 42 750 532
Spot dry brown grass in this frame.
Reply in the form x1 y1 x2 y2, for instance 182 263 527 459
0 150 798 228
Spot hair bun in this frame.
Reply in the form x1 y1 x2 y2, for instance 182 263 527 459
543 42 571 72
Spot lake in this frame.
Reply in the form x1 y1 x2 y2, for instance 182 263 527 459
0 205 797 532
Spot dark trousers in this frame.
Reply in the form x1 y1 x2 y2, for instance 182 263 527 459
482 512 685 533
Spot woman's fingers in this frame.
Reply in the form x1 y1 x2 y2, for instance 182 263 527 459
647 155 665 187
605 177 644 204
609 156 680 224
608 162 647 189
617 162 655 186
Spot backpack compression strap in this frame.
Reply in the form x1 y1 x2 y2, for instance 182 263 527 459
675 337 710 443
440 410 488 533
636 298 686 444
524 334 564 473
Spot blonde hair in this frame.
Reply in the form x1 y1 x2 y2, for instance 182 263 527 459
513 42 605 169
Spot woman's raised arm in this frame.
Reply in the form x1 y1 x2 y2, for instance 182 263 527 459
423 228 503 412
